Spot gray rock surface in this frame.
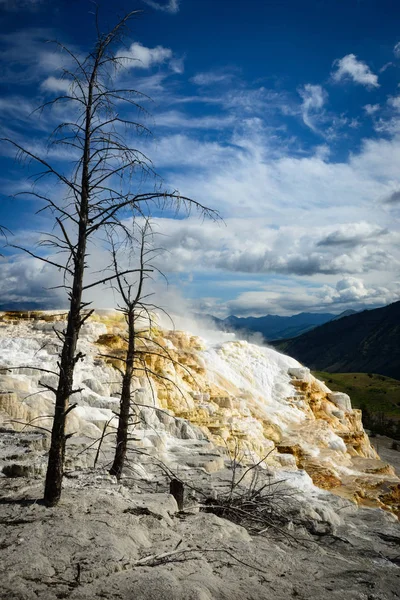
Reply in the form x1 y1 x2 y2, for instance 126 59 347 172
0 473 399 600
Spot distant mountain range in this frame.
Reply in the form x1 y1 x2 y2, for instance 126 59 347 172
208 310 357 341
273 301 400 380
0 302 61 312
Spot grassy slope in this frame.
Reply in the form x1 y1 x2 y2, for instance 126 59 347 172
312 371 400 417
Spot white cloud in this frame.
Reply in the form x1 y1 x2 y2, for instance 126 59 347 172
298 84 327 133
143 0 180 13
224 277 399 317
117 42 173 69
156 110 235 130
41 76 72 93
169 57 185 74
191 71 234 86
147 134 237 168
140 217 398 279
334 276 369 300
147 128 400 226
127 122 400 315
316 222 388 247
394 41 400 58
332 54 379 88
364 103 380 115
0 29 73 85
221 87 295 117
0 96 35 121
380 62 394 73
348 118 360 129
2 208 399 316
317 276 399 309
314 144 331 160
388 95 400 111
0 255 66 307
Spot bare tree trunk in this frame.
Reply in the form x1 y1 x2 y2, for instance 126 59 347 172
43 230 88 505
109 312 135 479
43 78 92 506
43 255 86 504
43 312 80 504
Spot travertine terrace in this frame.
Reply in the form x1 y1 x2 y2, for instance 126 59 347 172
0 310 399 514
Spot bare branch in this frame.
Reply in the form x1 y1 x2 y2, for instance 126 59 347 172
1 139 79 194
82 268 153 291
10 245 73 275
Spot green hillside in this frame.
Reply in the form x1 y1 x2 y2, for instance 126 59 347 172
275 301 400 380
313 371 400 417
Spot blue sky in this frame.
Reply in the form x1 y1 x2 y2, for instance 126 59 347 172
0 0 400 316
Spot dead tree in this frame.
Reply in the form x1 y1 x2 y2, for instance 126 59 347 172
108 221 154 479
1 10 216 506
100 220 199 480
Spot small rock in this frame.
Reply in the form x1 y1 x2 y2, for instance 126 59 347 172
327 392 352 411
288 367 310 381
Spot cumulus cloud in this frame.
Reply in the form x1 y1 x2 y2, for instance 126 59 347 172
332 54 379 87
224 277 399 317
143 0 180 13
0 255 66 308
117 42 173 69
140 217 398 279
316 222 388 247
298 84 327 133
332 277 369 301
1 210 399 315
151 131 400 222
0 236 194 315
316 277 399 310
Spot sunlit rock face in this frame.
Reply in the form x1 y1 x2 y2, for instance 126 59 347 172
0 310 399 515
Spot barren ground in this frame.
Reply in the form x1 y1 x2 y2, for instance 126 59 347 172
1 472 399 600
